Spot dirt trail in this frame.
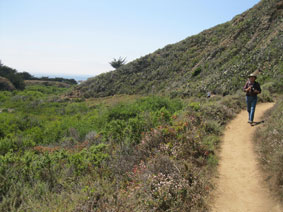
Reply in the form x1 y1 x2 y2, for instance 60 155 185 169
211 103 282 212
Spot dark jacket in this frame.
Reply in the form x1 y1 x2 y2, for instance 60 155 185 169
243 81 261 96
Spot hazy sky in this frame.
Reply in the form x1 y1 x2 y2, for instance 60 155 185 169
0 0 260 78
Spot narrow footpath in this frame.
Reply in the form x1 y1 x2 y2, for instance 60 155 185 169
211 103 282 212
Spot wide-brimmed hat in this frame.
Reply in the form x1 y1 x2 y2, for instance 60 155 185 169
248 73 257 78
248 69 260 78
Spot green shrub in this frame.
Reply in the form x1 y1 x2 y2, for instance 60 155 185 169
188 101 201 111
258 89 273 102
68 144 108 175
207 154 218 167
0 137 16 155
192 67 202 77
203 135 220 151
204 120 222 135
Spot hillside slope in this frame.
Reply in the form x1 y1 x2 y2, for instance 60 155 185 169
74 0 283 98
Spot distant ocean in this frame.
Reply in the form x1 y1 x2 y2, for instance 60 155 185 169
33 74 94 82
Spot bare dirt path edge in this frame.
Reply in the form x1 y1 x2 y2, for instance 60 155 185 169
210 102 282 212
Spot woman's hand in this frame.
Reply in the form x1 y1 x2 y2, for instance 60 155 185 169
253 89 260 94
246 86 252 92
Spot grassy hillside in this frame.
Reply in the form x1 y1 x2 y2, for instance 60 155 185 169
74 0 283 98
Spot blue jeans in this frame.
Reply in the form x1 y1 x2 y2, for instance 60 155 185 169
246 96 257 122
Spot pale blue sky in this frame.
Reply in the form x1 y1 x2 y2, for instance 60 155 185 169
0 0 260 78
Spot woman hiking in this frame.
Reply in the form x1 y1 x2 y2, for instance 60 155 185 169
243 71 261 124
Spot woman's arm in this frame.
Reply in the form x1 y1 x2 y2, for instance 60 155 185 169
244 82 252 93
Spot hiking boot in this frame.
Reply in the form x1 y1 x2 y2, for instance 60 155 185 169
248 120 253 124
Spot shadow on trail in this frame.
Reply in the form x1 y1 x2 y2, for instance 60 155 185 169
251 120 265 126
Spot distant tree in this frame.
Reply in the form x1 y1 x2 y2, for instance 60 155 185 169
18 71 34 80
109 57 126 69
0 65 25 90
38 77 77 85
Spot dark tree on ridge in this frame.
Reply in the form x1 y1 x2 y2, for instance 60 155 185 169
109 57 126 69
